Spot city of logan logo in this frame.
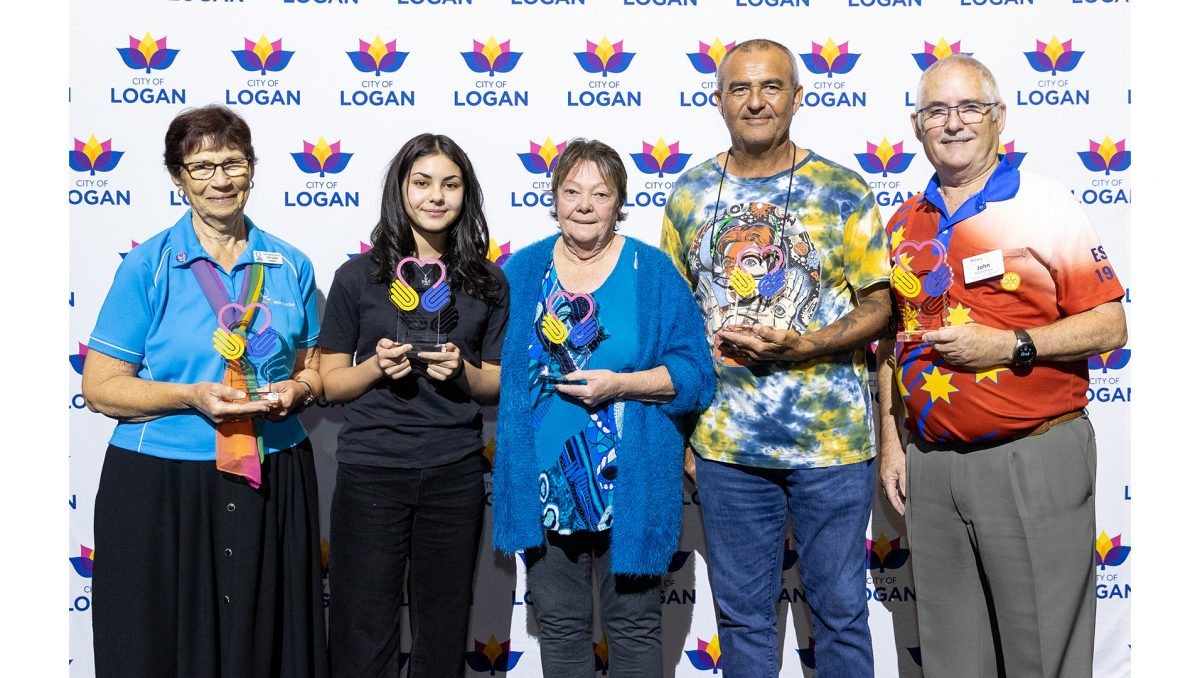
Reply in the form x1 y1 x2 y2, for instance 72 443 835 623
487 240 512 267
70 546 95 578
575 37 635 77
687 38 735 75
291 138 353 177
1095 531 1131 570
1078 136 1131 175
1088 349 1131 373
233 35 295 75
866 533 911 572
518 138 566 177
854 138 915 177
1024 36 1084 76
686 635 723 674
464 635 522 674
70 136 124 175
912 37 968 71
461 37 522 77
117 33 179 73
630 138 691 178
1002 140 1027 169
347 36 408 76
799 39 861 78
70 343 89 375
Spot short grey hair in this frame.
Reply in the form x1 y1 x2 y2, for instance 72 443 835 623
716 39 800 92
914 54 1004 122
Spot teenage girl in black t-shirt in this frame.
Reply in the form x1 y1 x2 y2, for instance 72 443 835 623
318 133 508 678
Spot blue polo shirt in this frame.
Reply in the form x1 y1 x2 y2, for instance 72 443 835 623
88 210 320 460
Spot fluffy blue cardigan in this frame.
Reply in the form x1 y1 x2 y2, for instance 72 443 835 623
492 235 715 575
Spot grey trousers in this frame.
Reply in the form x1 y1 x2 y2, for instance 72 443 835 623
905 415 1097 678
525 530 663 678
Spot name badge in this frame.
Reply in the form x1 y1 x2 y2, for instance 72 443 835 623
963 249 1003 285
253 250 283 265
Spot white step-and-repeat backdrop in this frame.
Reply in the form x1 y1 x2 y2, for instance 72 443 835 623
68 0 1131 675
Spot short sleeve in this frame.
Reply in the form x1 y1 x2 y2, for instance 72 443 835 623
480 267 510 362
843 190 892 293
318 263 362 355
1048 195 1125 315
660 190 695 287
87 255 158 364
296 255 321 348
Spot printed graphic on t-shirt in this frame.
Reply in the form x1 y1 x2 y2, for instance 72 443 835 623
686 200 821 340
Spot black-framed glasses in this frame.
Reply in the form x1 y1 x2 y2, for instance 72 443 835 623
181 158 251 180
916 102 997 129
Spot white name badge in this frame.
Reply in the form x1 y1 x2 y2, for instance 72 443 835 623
253 250 284 265
963 249 1004 285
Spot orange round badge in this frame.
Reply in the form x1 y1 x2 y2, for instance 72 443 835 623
1000 272 1022 291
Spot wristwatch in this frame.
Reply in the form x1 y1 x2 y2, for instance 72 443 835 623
1012 329 1037 367
294 377 317 408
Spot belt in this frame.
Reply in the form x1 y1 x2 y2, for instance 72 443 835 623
1024 409 1086 437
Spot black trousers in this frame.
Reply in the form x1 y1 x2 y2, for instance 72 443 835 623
328 454 485 678
92 442 329 678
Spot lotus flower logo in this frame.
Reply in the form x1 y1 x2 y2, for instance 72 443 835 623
685 635 723 673
464 635 522 674
69 136 124 176
912 37 968 72
348 241 372 260
70 545 94 578
291 137 353 177
866 533 910 572
347 36 408 76
1095 531 1131 570
667 550 692 573
1002 140 1027 169
630 138 692 178
1078 136 1131 175
481 436 496 472
594 636 610 675
487 240 511 267
232 35 295 75
117 33 179 73
518 138 566 177
1088 349 1131 373
1024 36 1084 76
575 37 635 77
70 343 89 375
797 636 816 668
799 38 861 78
854 137 915 177
461 36 522 77
688 38 736 75
119 240 142 260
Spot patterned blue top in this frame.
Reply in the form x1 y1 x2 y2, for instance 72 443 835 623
528 242 638 534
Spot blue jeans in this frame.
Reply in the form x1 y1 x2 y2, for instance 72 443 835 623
695 455 875 678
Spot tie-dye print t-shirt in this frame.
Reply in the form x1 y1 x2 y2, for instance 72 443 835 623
661 150 891 469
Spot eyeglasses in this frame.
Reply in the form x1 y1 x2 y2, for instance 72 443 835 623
724 83 791 100
181 157 251 180
916 102 998 129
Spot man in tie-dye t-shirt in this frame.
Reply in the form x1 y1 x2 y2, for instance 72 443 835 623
660 39 892 677
875 55 1127 678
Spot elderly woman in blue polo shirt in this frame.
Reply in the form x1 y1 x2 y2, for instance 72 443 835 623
82 105 328 678
492 138 714 678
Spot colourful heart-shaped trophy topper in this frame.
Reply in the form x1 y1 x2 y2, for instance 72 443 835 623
891 239 947 299
545 291 597 347
218 301 273 335
736 243 786 299
395 257 450 312
213 302 272 360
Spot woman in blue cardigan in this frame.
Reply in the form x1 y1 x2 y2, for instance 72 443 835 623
492 139 715 678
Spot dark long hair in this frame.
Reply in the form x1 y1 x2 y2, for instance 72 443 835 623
369 133 501 304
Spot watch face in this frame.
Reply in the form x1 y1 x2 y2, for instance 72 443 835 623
1016 343 1036 364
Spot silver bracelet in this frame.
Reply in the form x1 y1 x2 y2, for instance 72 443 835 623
293 377 317 408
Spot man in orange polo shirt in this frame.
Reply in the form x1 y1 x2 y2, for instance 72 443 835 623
875 54 1127 678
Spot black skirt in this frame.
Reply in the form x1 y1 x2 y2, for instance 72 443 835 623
92 441 330 678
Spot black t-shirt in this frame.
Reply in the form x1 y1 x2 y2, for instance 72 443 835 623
319 253 509 468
